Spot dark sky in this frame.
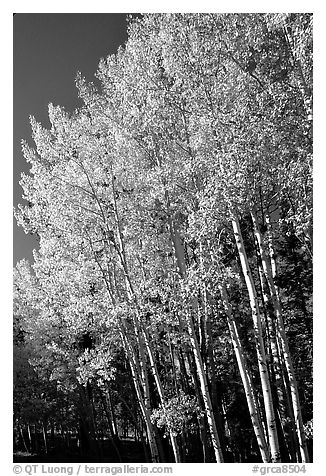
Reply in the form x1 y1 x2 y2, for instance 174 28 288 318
13 13 130 265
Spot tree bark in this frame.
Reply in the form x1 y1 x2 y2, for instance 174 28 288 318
186 308 224 462
99 390 122 462
111 175 181 463
218 280 270 462
42 421 48 454
120 328 161 463
231 214 280 462
251 209 309 462
19 426 29 453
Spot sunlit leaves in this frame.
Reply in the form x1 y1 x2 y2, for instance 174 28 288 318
150 392 200 437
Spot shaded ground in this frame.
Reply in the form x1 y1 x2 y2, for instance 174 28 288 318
13 439 147 463
14 436 313 463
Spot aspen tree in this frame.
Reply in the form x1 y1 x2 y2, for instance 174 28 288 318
231 214 280 462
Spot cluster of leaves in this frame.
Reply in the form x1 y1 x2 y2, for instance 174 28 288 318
303 419 313 440
150 392 200 437
77 347 117 387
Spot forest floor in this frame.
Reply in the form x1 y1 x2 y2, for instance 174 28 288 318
13 439 147 463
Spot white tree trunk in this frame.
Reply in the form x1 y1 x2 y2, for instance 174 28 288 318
169 222 224 462
186 308 224 462
251 209 309 463
231 214 280 462
218 281 270 462
120 329 161 462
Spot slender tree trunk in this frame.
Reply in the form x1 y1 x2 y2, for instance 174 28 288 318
141 325 181 462
94 239 159 464
205 305 226 450
167 332 178 394
120 329 160 462
99 391 122 462
50 423 55 447
185 350 210 462
111 177 181 463
107 388 118 438
42 421 48 454
109 387 150 462
218 252 268 451
186 308 224 462
258 266 293 461
165 210 224 462
251 209 309 463
255 246 290 441
91 390 103 459
218 280 270 462
19 425 29 453
197 414 208 462
231 214 280 462
27 424 32 453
